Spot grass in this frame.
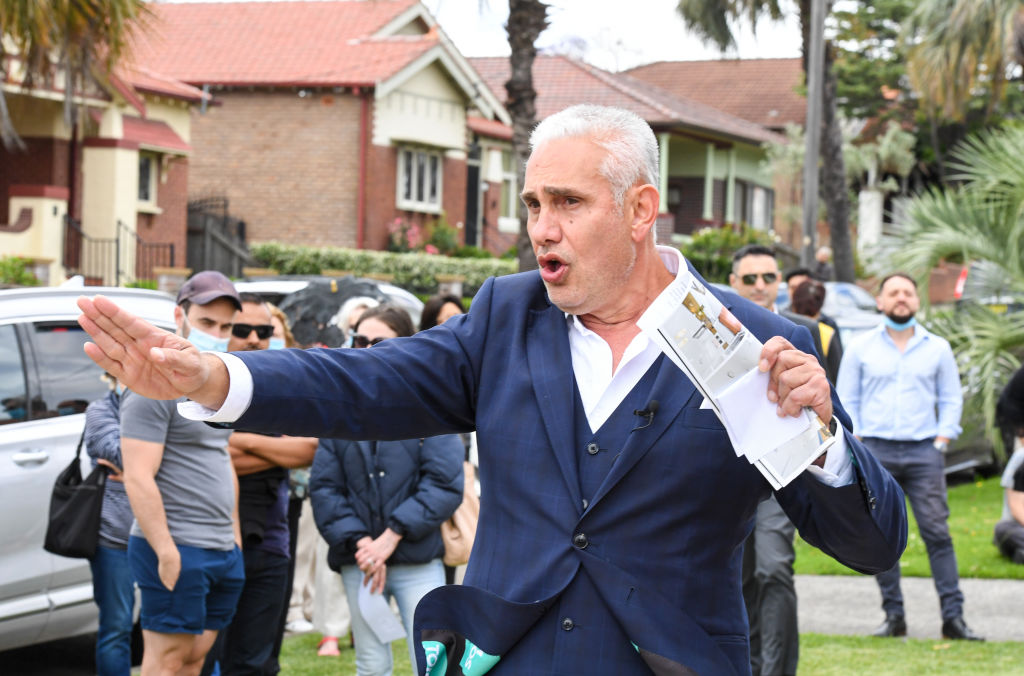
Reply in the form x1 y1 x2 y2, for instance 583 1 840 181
279 633 1022 675
795 475 1024 579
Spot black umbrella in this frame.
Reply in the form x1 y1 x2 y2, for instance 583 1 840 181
277 277 390 347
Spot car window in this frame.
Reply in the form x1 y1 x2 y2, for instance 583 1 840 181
30 322 108 419
0 324 28 425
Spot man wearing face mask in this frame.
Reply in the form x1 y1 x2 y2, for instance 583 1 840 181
203 294 318 675
837 273 982 641
119 271 247 676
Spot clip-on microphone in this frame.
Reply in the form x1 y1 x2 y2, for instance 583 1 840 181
632 400 659 431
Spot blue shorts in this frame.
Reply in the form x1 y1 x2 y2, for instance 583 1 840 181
128 536 245 634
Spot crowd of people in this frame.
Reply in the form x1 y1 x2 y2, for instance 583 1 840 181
72 104 1022 676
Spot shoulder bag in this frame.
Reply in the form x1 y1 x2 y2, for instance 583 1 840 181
43 427 107 558
441 461 479 567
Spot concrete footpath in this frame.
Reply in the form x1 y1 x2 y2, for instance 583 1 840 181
797 574 1024 642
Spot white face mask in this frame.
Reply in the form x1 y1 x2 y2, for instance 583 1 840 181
268 337 286 350
187 325 229 352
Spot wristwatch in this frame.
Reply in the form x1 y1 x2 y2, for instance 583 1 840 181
933 439 949 452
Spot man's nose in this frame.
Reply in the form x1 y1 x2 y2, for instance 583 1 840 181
528 208 560 245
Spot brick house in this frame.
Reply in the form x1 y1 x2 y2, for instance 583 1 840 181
471 55 784 239
130 0 509 254
0 61 205 285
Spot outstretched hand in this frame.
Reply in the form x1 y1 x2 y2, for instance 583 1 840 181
759 336 833 424
77 295 209 401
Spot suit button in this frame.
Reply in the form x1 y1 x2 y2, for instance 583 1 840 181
561 617 574 631
573 533 589 549
585 442 599 455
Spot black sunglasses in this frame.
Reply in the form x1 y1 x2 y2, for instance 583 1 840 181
350 333 388 348
740 272 778 285
231 323 274 340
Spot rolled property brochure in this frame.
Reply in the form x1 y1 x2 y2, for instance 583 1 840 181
638 270 834 488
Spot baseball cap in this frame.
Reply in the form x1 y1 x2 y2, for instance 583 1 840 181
176 270 242 310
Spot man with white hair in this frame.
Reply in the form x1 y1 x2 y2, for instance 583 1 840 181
79 105 906 676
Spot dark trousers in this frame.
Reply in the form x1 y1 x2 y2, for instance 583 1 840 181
994 519 1024 562
864 437 964 621
742 496 798 676
205 548 290 676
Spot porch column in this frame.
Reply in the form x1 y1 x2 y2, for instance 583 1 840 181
702 143 715 221
725 148 737 225
658 133 670 213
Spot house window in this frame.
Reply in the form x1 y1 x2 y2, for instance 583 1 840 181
138 153 157 207
396 146 442 213
497 150 519 233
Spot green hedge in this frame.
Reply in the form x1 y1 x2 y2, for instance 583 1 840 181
249 242 518 296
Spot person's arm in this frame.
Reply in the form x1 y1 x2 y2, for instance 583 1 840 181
228 443 276 476
122 436 180 591
834 342 862 435
230 433 318 468
231 465 242 548
84 395 122 466
935 342 964 442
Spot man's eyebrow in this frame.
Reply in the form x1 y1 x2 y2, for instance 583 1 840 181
520 186 576 201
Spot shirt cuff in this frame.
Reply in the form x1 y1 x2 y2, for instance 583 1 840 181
804 419 855 487
176 352 254 423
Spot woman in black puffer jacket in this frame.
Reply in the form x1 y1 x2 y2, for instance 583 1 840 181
310 305 464 675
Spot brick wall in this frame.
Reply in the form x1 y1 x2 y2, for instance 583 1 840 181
479 178 517 256
135 157 188 276
0 136 75 223
188 90 363 248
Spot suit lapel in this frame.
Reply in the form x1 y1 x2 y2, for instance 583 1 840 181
587 280 738 510
526 304 583 510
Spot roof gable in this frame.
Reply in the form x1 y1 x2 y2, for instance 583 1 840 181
626 58 806 130
470 55 782 146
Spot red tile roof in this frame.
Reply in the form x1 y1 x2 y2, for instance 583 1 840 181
129 0 434 87
625 58 806 130
469 55 782 145
123 116 191 154
116 64 209 103
467 115 512 141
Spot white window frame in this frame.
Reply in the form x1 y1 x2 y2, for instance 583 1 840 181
497 148 519 233
396 146 443 213
137 152 161 214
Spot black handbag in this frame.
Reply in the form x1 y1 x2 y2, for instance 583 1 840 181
43 427 107 558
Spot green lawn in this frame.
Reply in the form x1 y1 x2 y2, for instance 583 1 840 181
279 633 1022 675
795 475 1024 579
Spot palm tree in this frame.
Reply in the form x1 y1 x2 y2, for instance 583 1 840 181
903 0 1024 181
892 124 1024 455
0 0 151 149
676 0 856 283
505 0 549 272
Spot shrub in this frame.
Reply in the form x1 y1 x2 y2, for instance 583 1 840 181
249 242 517 296
0 256 40 286
678 225 776 284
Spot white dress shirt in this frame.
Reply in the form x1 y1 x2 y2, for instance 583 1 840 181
181 245 852 486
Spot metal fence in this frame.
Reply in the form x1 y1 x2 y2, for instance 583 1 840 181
62 217 175 286
187 197 251 278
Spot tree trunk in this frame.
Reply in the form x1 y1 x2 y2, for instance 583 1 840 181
821 44 855 282
505 0 549 272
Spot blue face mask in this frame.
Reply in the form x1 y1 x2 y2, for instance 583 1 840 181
187 325 229 352
884 315 917 331
268 337 286 350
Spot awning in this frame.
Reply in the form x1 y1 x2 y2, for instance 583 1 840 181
122 116 191 155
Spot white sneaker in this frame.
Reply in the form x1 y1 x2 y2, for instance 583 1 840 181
286 619 315 634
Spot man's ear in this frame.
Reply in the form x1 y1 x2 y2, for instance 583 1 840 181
173 305 186 335
728 273 737 287
629 184 660 242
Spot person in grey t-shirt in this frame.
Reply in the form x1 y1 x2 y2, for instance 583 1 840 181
120 271 245 676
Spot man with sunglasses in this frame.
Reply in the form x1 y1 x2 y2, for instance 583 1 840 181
729 244 829 676
203 293 318 675
118 271 246 676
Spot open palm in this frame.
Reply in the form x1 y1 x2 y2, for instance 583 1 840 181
77 294 209 400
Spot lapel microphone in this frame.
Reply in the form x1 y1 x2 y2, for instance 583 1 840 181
632 400 659 431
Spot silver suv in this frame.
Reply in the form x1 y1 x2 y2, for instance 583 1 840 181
0 285 176 651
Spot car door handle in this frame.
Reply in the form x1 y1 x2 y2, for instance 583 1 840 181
12 450 50 466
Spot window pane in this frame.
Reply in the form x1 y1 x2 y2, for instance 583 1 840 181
502 150 514 174
31 323 108 418
415 152 426 202
0 325 28 425
138 156 152 202
402 150 413 201
500 178 511 220
428 155 439 204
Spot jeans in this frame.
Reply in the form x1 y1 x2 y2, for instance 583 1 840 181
221 549 291 675
864 437 964 621
742 496 798 676
341 559 444 676
89 545 135 676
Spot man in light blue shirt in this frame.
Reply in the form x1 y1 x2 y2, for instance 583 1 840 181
837 272 981 641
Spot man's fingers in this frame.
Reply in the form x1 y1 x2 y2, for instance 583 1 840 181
759 336 796 372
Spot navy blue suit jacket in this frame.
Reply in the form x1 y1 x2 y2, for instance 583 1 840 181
231 269 906 675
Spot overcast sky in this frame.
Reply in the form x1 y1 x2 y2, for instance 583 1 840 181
423 0 803 71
